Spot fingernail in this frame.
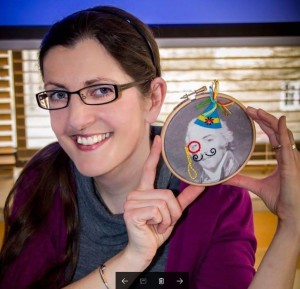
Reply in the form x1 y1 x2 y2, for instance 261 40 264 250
246 106 255 111
154 135 161 144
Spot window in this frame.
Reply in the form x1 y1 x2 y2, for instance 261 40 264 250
1 46 300 166
0 50 15 148
280 81 300 111
22 50 56 149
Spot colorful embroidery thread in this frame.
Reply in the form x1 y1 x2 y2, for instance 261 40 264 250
184 80 234 180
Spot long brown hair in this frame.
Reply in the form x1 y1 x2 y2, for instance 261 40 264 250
0 142 78 287
0 5 160 288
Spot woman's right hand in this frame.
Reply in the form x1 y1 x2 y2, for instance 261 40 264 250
123 135 205 270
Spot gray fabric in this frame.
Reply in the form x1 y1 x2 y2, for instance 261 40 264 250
72 126 180 281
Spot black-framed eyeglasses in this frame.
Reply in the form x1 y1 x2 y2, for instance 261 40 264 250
36 79 150 110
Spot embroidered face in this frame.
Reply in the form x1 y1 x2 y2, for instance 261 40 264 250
187 139 217 163
185 119 232 171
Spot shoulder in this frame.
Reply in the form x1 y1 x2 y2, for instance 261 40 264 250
170 183 254 248
180 184 253 231
166 183 256 279
10 142 71 216
199 184 252 210
180 182 252 211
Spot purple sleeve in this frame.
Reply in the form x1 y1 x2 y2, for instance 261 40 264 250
166 184 257 289
0 171 67 289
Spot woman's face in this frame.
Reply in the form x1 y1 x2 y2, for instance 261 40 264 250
186 122 228 171
43 39 152 178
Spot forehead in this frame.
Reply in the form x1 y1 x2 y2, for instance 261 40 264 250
187 122 219 138
42 39 129 86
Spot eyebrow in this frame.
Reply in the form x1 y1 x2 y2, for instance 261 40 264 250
202 134 214 140
84 78 107 86
44 78 115 90
44 81 67 90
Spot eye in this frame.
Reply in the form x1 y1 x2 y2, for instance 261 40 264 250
49 91 68 101
203 135 215 142
89 85 114 98
187 141 201 153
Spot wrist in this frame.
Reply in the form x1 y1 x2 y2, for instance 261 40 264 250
276 220 300 253
121 245 153 271
98 248 153 289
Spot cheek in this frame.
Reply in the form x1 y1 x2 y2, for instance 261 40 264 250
216 139 228 149
50 113 65 135
201 140 212 150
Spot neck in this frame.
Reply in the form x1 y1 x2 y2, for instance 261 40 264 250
93 128 152 214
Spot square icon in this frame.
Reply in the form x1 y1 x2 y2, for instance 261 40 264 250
140 278 147 285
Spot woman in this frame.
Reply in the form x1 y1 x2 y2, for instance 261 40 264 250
0 6 299 289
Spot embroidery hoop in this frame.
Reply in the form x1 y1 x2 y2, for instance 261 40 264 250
161 81 256 186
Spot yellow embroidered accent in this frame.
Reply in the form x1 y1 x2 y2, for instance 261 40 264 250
196 114 220 124
185 146 198 180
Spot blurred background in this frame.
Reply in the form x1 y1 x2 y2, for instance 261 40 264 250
0 0 299 287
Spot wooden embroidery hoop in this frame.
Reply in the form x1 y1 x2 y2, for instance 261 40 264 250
161 81 256 186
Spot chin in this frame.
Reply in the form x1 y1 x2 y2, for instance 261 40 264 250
75 164 103 177
202 162 218 171
70 156 102 177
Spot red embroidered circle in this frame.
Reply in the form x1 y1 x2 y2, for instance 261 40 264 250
187 141 201 153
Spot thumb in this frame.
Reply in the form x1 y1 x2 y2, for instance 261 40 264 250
177 185 206 210
224 174 261 196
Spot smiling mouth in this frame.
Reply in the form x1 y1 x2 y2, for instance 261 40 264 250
76 132 112 146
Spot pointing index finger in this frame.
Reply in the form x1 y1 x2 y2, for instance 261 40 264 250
137 135 162 191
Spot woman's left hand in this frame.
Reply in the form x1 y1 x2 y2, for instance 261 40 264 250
224 107 300 230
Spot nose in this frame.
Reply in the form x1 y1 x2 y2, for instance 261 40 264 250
67 93 96 131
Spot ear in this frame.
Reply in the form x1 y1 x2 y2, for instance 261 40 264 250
145 77 167 124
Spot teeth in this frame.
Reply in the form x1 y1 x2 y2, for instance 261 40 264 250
77 133 111 146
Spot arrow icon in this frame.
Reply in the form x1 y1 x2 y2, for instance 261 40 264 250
122 278 128 284
177 277 183 285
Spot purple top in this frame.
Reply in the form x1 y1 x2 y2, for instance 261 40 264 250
1 171 256 289
166 182 256 288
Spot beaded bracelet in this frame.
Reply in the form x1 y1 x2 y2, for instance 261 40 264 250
99 264 110 289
